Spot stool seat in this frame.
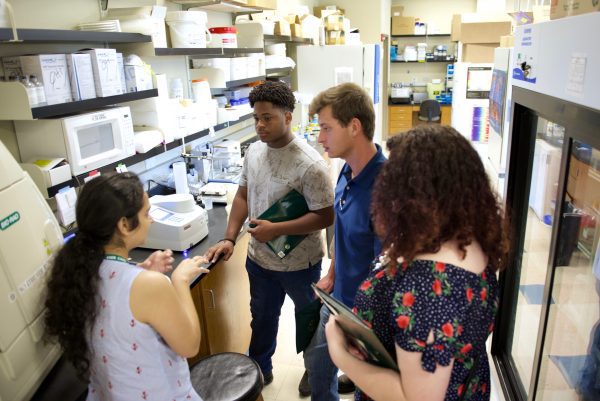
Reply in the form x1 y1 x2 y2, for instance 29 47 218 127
190 352 263 401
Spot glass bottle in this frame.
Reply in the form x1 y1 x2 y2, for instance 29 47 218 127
20 76 38 107
30 75 46 106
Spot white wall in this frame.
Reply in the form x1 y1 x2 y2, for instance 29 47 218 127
389 0 476 86
9 0 101 29
392 0 476 33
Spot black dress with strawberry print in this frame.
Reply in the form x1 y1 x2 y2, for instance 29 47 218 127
352 257 499 401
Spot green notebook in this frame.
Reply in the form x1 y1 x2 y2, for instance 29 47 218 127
250 189 309 259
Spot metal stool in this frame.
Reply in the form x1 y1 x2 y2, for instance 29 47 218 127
190 352 264 401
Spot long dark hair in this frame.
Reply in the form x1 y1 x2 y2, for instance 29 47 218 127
44 172 144 379
373 125 510 272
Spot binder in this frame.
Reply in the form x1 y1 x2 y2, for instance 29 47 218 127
312 284 399 371
251 189 309 259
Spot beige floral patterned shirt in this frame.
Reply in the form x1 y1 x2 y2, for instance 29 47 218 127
239 137 334 271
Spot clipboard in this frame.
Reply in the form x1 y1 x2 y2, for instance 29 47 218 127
312 284 399 371
251 189 309 259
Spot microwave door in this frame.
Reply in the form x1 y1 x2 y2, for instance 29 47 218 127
64 118 122 175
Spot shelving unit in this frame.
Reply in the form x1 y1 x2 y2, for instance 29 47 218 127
391 60 454 64
170 0 274 12
264 34 313 44
154 47 264 57
0 28 152 44
210 75 266 95
266 67 293 76
391 33 451 38
46 113 255 197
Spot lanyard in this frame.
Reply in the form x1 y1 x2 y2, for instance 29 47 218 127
104 254 128 264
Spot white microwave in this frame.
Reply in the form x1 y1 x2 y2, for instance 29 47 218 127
15 107 135 176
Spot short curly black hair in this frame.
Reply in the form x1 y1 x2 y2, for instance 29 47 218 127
249 81 295 112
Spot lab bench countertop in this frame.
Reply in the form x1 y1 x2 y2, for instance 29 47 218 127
129 204 242 288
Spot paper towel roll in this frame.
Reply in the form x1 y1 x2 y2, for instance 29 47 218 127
173 161 190 194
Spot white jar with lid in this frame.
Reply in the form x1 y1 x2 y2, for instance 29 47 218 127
191 78 211 103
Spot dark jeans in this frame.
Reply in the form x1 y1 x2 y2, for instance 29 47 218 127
245 256 321 375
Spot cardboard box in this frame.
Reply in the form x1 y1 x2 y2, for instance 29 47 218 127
462 43 498 63
81 48 122 97
290 24 303 38
452 14 512 43
324 13 345 31
116 53 126 94
274 20 291 36
391 5 404 17
551 0 600 19
124 55 153 93
314 5 345 18
246 0 277 10
392 16 415 35
2 56 22 79
300 14 321 42
326 29 345 45
66 53 97 101
500 35 514 47
20 54 73 105
27 157 71 188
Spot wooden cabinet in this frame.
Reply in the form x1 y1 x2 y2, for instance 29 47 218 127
188 233 252 365
388 105 452 138
388 105 413 136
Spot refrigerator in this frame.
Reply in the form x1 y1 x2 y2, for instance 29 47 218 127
488 47 513 198
492 12 600 401
296 44 383 148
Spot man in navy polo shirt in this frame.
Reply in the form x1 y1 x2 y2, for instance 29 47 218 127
300 83 386 400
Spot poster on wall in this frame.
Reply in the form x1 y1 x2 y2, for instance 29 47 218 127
471 107 490 143
513 25 538 84
489 69 508 135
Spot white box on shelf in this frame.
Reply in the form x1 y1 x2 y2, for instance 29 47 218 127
66 53 97 101
20 54 73 105
116 53 127 94
123 97 177 143
2 56 22 79
24 157 71 188
124 55 153 93
247 56 260 78
192 58 232 81
231 57 248 81
81 48 121 97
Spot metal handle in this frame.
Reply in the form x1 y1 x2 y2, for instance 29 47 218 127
205 289 216 309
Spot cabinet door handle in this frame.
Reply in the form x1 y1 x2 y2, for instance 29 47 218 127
205 289 216 309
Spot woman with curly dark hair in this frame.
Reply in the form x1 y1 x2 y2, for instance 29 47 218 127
325 124 510 401
44 172 208 401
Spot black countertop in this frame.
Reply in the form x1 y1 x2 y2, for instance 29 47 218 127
129 204 242 288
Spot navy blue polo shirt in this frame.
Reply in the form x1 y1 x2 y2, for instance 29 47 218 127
332 144 386 307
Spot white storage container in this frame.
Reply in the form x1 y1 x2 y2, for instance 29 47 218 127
192 58 231 81
124 55 153 93
81 49 121 97
106 6 168 48
166 10 212 48
208 27 237 48
230 57 248 81
20 54 72 105
66 53 96 101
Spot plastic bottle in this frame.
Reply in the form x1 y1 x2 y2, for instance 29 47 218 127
169 78 184 100
30 75 46 105
20 76 38 107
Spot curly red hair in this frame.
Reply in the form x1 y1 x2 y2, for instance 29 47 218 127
373 125 510 272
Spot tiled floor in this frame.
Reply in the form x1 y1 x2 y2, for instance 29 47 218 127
259 261 505 401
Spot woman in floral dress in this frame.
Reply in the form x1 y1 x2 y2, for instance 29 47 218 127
325 125 510 401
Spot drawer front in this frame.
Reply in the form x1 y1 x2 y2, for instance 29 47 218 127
389 106 412 117
389 112 412 122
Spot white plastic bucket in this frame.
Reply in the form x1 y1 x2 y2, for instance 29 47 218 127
166 11 212 48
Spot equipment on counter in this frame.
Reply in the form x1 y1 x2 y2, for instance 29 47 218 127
143 194 208 251
200 182 228 204
0 141 63 401
390 83 412 104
